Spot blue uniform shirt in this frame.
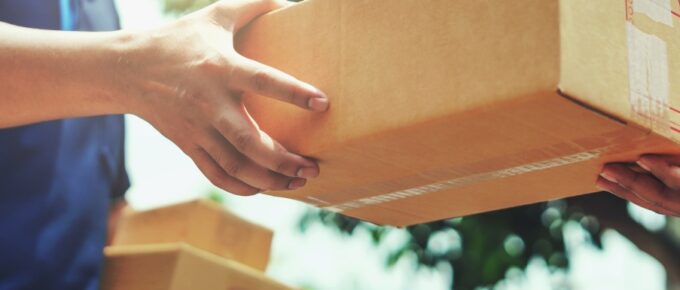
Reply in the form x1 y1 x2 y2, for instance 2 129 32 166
0 1 129 289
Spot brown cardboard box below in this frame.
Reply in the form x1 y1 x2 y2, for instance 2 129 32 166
234 0 680 226
101 244 294 290
112 200 272 271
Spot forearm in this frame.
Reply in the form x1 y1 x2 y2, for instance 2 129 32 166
0 22 130 128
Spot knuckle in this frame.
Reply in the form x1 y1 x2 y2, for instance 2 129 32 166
224 159 244 177
205 172 228 190
201 162 218 178
182 90 214 116
181 142 203 157
275 161 289 175
232 130 257 152
252 69 274 92
209 177 227 190
666 179 680 190
284 86 298 103
197 55 227 74
216 179 239 193
223 60 239 85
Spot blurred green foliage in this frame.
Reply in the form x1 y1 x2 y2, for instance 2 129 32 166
299 198 592 289
206 189 226 204
299 193 680 290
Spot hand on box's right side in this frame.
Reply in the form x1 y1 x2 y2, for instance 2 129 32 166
116 0 328 195
598 155 680 217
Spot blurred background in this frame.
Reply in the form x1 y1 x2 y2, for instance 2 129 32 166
114 0 680 289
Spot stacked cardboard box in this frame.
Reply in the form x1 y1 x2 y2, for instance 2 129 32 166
234 0 680 226
101 200 294 290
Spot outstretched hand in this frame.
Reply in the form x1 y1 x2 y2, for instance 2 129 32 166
118 0 328 195
598 155 680 216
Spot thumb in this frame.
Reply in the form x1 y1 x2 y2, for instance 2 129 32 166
219 0 289 31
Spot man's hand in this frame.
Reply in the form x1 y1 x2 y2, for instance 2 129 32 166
0 0 324 196
598 155 680 216
114 0 327 195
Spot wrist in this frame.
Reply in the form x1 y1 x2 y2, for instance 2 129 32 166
102 30 145 116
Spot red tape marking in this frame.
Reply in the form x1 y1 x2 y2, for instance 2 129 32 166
638 0 680 18
633 109 680 133
632 91 680 115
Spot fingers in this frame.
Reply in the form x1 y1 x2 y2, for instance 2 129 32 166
637 154 680 190
202 128 307 191
597 176 678 216
229 57 329 112
187 147 261 196
215 99 320 179
627 164 649 174
600 164 680 213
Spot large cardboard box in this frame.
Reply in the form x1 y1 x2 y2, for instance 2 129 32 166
235 0 680 226
112 200 272 271
101 244 294 290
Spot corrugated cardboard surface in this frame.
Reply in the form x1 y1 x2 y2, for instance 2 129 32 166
238 0 561 155
112 200 273 271
101 244 294 290
235 0 680 226
561 0 680 143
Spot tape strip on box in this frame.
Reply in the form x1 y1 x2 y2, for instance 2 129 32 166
632 0 674 26
322 149 606 213
626 22 671 130
626 0 679 139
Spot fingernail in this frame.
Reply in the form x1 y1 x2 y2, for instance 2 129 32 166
307 97 329 112
297 167 319 178
600 171 618 183
637 158 652 171
288 178 306 190
595 177 610 190
595 179 613 191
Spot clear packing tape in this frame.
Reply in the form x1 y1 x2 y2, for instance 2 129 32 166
324 149 608 213
626 0 680 141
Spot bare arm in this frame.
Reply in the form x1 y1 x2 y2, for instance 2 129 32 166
0 22 129 126
0 0 329 194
